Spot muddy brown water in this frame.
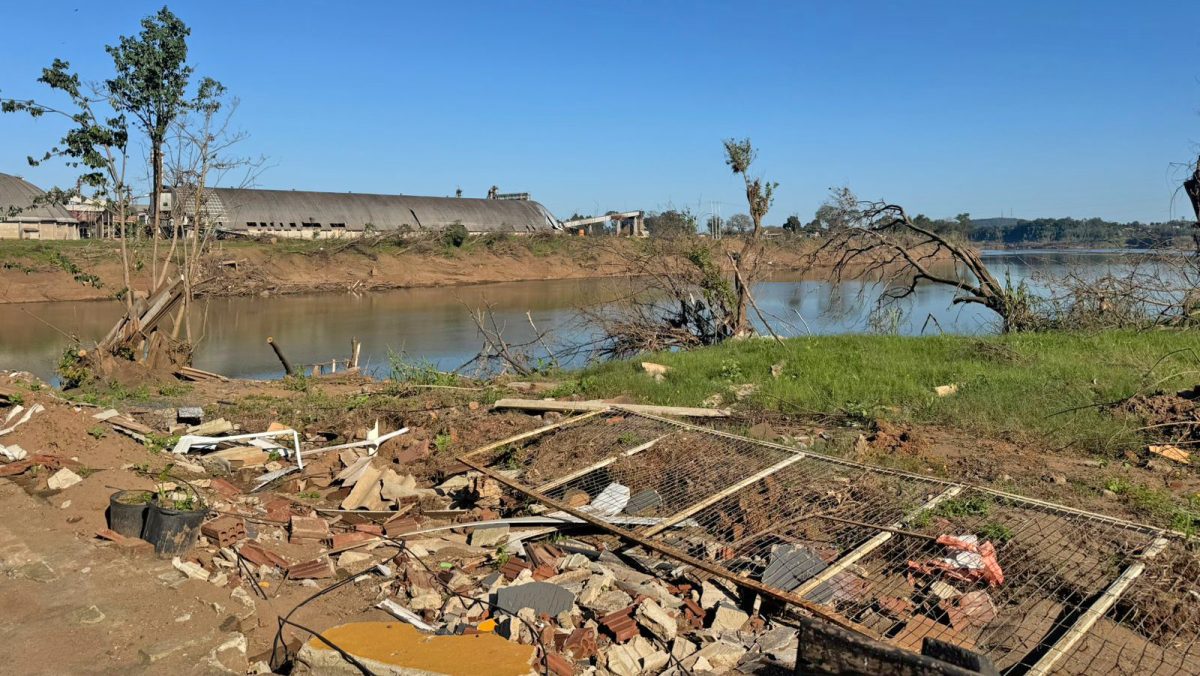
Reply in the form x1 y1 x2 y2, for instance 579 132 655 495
0 250 1154 382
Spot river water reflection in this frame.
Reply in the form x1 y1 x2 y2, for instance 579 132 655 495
0 250 1154 381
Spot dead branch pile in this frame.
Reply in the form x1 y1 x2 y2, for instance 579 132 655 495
1035 252 1200 330
580 238 753 359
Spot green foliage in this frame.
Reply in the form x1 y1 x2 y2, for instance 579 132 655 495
57 345 92 390
442 222 469 248
388 350 457 386
935 496 992 518
156 382 191 397
617 432 642 446
497 445 522 470
143 433 180 454
8 392 24 406
297 490 321 500
434 434 452 453
685 243 735 309
645 209 698 238
978 523 1014 543
282 373 311 392
87 426 107 440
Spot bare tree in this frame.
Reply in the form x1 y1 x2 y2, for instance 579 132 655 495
814 189 1036 332
165 79 264 345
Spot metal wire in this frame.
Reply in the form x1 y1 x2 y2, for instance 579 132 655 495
473 409 1200 675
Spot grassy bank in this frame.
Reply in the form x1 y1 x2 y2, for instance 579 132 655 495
566 331 1199 455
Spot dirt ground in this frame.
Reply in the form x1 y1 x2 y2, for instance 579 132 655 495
2 366 1197 674
0 236 823 304
0 370 543 674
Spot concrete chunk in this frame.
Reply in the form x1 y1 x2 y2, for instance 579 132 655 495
635 599 677 642
495 581 576 616
47 468 83 490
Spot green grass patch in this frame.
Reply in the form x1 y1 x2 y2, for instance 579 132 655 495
569 331 1200 454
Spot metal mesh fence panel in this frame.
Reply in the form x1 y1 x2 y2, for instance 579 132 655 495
465 409 1199 674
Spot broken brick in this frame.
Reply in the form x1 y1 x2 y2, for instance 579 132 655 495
208 477 242 499
500 558 533 581
289 515 329 543
330 531 378 549
545 653 573 676
561 627 597 659
599 606 640 643
354 523 384 536
288 557 335 580
201 515 247 548
681 598 706 628
239 542 290 569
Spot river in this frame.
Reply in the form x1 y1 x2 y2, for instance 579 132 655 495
0 250 1155 382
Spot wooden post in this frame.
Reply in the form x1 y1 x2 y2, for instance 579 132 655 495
350 338 362 369
267 337 294 376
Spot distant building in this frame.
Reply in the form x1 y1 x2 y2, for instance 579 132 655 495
171 186 562 238
0 173 80 240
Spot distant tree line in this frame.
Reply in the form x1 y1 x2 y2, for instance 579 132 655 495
921 214 1192 248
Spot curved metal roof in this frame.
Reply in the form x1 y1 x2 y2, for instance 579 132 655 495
188 187 561 233
0 173 77 223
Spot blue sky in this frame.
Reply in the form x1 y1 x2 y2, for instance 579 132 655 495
1 1 1197 223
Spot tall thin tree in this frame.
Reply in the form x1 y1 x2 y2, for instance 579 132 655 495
105 6 193 290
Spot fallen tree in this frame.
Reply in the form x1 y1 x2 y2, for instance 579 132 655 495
813 191 1038 332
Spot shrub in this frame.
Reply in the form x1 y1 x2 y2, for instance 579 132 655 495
442 222 468 248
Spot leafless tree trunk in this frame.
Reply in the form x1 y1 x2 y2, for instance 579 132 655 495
1185 154 1200 255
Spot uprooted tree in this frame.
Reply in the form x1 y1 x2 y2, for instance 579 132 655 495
2 7 246 381
813 189 1037 332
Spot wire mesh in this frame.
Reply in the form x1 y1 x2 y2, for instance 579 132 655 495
470 409 1200 675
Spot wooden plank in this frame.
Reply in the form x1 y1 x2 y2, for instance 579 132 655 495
1025 536 1171 676
493 398 730 418
460 409 606 460
537 435 668 492
642 454 805 537
792 486 964 598
456 453 879 640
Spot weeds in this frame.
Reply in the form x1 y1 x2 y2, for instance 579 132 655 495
388 349 457 386
434 434 452 453
87 426 107 440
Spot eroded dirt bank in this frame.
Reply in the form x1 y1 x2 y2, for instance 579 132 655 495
0 236 822 304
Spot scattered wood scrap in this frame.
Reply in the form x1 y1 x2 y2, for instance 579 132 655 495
492 398 729 418
1149 444 1190 464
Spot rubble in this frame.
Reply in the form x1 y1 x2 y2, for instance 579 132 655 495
46 467 83 490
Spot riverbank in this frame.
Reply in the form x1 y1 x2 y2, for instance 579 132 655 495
0 235 822 304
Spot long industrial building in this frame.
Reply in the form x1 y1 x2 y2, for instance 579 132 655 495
0 172 80 240
172 187 563 238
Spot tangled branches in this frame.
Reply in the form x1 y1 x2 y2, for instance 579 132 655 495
581 238 756 359
813 194 1037 332
1036 252 1200 330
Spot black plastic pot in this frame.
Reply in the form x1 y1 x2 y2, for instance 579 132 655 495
144 502 207 557
107 490 151 539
